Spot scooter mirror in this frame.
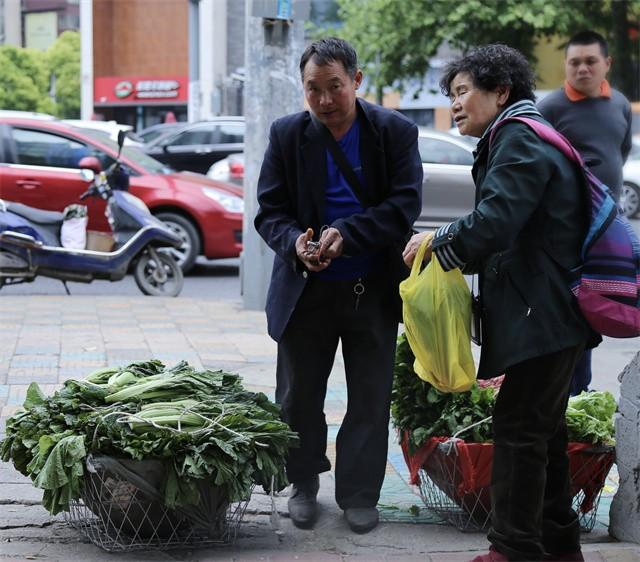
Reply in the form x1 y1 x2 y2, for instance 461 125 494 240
80 169 95 182
117 130 126 148
78 156 102 174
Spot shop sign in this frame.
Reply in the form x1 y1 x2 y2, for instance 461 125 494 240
94 76 188 104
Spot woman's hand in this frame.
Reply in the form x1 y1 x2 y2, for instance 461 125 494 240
402 231 434 267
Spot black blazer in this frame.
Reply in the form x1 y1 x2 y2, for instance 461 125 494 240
255 98 423 342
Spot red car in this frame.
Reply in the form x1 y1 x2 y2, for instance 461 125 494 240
0 117 243 273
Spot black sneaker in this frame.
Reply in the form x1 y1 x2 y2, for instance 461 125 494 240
344 507 379 533
288 475 320 529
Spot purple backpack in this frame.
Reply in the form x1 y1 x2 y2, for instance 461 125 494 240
490 116 640 338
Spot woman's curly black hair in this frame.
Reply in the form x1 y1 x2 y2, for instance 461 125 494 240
439 44 536 107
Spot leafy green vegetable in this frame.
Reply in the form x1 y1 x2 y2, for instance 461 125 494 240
391 333 495 452
0 360 298 515
393 333 617 450
566 390 616 445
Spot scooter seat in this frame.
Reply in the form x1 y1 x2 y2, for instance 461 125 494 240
6 202 64 225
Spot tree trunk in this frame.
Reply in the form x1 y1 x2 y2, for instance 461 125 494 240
610 0 638 100
376 84 384 106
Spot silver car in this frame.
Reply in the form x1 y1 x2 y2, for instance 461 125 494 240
415 128 476 230
622 136 640 218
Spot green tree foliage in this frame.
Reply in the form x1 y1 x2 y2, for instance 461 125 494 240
336 0 639 100
0 46 55 113
0 31 80 117
47 31 81 118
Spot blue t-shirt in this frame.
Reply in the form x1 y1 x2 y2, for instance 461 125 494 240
315 119 379 280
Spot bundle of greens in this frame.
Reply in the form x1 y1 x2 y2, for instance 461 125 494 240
391 333 495 453
1 360 298 515
566 390 616 445
392 333 618 451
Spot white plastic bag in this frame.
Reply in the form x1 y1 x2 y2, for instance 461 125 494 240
61 204 88 249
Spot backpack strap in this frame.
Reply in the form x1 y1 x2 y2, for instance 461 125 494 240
488 116 587 167
493 117 612 191
490 116 619 257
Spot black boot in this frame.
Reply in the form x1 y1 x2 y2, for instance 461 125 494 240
344 507 379 533
288 475 320 529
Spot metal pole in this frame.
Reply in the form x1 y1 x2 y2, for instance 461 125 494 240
188 0 201 122
79 0 93 120
241 0 305 310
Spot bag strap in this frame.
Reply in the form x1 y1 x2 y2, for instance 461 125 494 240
310 114 371 207
488 116 586 168
507 119 613 192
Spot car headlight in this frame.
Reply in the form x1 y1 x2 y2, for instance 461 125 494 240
202 187 244 213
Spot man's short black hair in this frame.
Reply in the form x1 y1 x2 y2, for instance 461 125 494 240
565 30 609 57
299 37 358 81
439 44 536 108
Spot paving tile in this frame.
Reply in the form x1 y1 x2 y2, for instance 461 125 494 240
1 404 22 418
0 294 622 536
200 353 248 363
13 344 60 355
10 355 58 368
7 368 58 384
58 366 103 379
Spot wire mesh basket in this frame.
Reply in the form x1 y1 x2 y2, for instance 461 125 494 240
417 439 493 532
64 455 251 552
415 439 614 533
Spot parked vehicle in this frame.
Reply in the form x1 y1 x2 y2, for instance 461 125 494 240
207 152 244 186
0 132 184 296
137 122 183 144
415 128 476 229
143 117 244 174
62 120 144 147
0 110 55 121
417 128 640 223
0 117 243 273
622 137 640 218
198 128 477 229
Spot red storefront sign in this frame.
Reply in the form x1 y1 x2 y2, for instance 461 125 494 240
94 76 188 105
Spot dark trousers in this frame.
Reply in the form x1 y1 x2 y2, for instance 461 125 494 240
276 274 398 509
570 349 592 396
488 344 585 561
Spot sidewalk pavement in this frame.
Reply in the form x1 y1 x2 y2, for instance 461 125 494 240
1 295 639 562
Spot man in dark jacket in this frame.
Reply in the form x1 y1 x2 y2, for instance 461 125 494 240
404 45 592 561
254 37 422 533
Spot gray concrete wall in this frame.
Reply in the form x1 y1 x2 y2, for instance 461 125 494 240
609 350 640 542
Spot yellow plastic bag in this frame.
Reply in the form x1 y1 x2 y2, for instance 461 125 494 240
399 234 476 393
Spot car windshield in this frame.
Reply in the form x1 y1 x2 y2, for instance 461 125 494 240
80 128 173 174
139 129 169 143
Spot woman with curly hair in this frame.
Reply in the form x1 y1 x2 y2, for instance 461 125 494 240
403 44 596 561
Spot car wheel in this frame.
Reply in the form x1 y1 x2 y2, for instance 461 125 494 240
622 182 640 219
155 212 200 273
